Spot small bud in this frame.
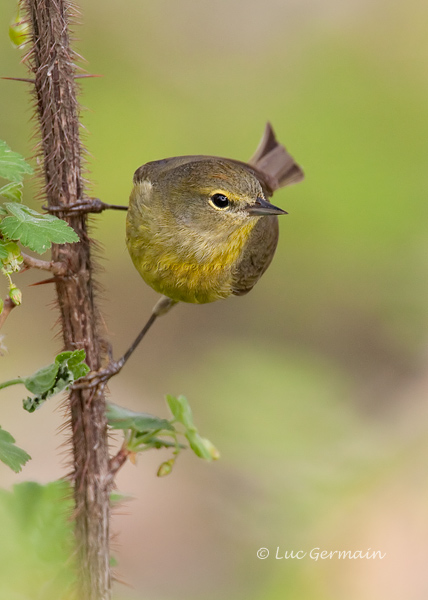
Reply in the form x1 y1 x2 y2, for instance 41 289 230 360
9 285 22 306
157 458 175 477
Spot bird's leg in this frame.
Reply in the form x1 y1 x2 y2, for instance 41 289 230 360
73 296 177 389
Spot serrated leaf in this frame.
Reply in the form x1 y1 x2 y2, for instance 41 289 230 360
0 140 33 183
0 181 23 202
106 403 174 432
0 202 79 254
166 394 195 430
0 427 31 472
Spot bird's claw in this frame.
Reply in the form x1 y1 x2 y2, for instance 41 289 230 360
72 359 124 390
43 198 107 215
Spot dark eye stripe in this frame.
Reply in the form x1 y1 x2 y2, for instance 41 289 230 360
211 193 229 209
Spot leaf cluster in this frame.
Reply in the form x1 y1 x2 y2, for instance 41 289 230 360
0 139 79 305
0 350 90 472
21 349 90 412
107 395 219 476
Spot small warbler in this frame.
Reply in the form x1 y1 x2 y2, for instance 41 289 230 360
84 125 304 380
126 123 303 307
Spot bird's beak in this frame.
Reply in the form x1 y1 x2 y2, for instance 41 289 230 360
246 197 287 216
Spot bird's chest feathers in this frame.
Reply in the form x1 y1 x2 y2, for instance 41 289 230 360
151 215 255 271
129 209 256 302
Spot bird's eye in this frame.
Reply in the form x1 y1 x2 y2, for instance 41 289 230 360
210 193 230 210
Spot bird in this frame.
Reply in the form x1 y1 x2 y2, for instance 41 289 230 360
126 123 303 310
93 123 304 381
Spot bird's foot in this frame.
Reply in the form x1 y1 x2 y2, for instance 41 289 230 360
43 198 128 215
72 358 125 390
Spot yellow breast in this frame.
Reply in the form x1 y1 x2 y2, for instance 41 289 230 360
126 185 256 304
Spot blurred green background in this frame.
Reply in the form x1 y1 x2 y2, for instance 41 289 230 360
1 0 428 598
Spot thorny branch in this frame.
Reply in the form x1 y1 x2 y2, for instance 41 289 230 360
23 0 112 598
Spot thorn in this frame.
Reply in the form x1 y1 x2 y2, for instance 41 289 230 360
111 573 132 588
1 76 35 83
74 74 103 79
29 277 62 286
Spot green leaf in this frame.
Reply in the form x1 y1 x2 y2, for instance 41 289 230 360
0 181 23 202
23 396 45 413
0 202 79 254
166 394 195 430
24 363 60 395
0 140 33 183
18 350 90 413
58 348 89 379
106 403 174 432
0 241 8 260
0 427 31 472
185 430 214 461
0 481 76 597
54 350 75 364
136 436 182 449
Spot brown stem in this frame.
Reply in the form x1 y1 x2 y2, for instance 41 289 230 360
21 252 67 275
0 297 17 331
24 1 111 598
108 446 130 481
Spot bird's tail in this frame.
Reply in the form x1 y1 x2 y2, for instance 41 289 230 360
248 122 304 192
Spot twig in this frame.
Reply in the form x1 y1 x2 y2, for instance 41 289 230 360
108 446 130 481
21 252 67 275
